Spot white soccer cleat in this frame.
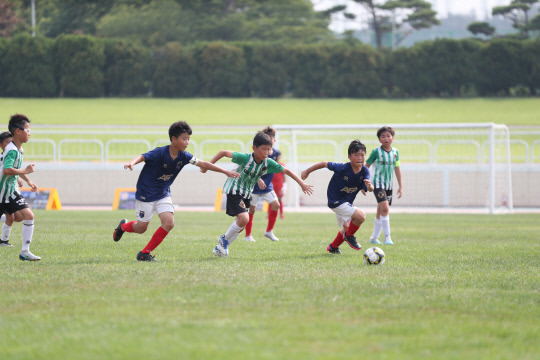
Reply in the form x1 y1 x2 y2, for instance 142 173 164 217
383 236 394 245
244 235 256 242
213 235 229 257
19 251 41 261
264 231 279 241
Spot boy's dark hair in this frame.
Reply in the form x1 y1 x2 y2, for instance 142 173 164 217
262 126 276 139
169 121 192 141
0 131 13 143
348 139 366 156
377 126 395 138
8 114 30 135
253 131 272 148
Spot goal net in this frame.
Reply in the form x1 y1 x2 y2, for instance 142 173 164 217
273 123 513 214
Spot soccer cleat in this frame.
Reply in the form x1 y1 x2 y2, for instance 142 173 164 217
370 238 382 245
326 243 341 254
136 251 155 262
0 240 14 247
264 230 279 241
383 236 394 245
19 251 41 261
343 234 362 250
213 235 229 257
113 219 127 242
244 235 256 242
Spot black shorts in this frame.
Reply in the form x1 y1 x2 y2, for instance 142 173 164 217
374 188 393 206
0 192 29 215
226 193 251 217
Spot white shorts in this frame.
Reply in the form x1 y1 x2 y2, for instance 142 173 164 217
331 202 356 228
250 191 278 207
135 197 174 222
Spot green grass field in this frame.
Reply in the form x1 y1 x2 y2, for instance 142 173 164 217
2 98 540 126
1 210 538 359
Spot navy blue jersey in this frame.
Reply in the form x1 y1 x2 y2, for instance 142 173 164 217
326 162 370 208
136 146 197 202
253 148 281 195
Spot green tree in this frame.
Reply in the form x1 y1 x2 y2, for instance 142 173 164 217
194 42 248 97
325 0 439 50
0 34 56 97
0 0 25 37
98 0 334 46
53 35 105 97
492 0 539 38
467 22 496 37
152 42 200 97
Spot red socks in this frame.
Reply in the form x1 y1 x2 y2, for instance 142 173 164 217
267 209 278 232
141 227 168 254
346 222 360 237
245 214 254 236
121 221 136 233
331 231 345 248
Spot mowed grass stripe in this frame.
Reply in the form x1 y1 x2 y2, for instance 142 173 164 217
1 98 539 126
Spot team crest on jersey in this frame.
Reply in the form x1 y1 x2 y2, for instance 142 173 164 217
163 164 167 168
176 162 182 169
158 174 173 181
344 176 348 181
262 166 267 172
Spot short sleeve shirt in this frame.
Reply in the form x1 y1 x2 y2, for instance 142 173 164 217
223 152 283 199
136 145 197 202
326 162 370 209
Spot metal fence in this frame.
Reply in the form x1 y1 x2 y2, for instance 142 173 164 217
22 126 540 165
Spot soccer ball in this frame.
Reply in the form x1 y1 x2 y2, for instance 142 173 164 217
363 247 385 265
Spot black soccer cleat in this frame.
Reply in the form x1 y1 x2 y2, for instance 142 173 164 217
326 243 342 254
0 240 14 247
137 251 155 262
343 234 362 250
113 219 127 242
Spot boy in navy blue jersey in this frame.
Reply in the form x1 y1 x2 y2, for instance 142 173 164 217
301 140 374 254
244 126 281 242
113 121 239 261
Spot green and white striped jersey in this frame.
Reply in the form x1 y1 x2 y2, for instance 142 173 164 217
223 152 283 198
366 146 400 190
0 142 23 202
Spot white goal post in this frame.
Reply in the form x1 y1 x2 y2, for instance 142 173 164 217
273 123 513 214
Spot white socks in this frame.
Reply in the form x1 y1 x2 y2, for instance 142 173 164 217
371 218 382 240
21 220 34 252
224 222 244 244
380 215 391 238
2 222 12 242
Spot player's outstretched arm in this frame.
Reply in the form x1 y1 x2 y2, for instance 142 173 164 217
300 161 328 180
200 150 233 173
197 160 239 178
124 155 145 171
283 167 314 196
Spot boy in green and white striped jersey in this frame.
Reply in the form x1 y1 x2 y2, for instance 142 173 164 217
365 126 402 245
0 114 40 260
203 131 313 258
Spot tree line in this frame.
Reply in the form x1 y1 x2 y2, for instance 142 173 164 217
1 34 538 98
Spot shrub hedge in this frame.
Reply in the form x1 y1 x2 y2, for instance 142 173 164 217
0 34 538 98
